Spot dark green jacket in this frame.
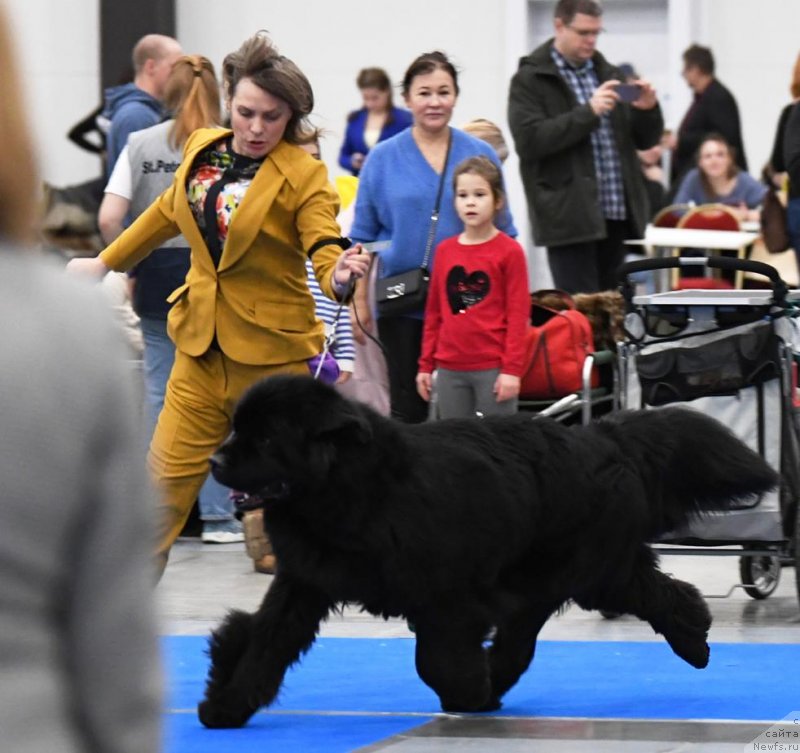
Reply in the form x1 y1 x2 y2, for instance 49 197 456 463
508 40 663 248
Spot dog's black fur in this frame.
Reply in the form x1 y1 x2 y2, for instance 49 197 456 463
199 375 777 728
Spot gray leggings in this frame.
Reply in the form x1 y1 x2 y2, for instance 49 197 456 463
434 367 518 420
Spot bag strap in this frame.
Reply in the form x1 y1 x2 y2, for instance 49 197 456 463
420 129 453 271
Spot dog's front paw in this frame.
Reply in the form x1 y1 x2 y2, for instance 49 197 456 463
198 698 256 729
440 694 502 714
667 635 711 669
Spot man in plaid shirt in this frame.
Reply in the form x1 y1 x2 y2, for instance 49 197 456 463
508 0 663 293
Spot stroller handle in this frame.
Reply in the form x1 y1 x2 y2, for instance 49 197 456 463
617 256 789 307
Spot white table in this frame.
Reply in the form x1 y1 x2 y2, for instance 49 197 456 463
625 225 761 290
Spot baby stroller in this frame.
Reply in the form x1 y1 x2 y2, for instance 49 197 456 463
617 255 800 605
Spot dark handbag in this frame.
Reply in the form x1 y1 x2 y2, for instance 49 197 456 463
375 267 431 316
761 186 790 254
375 132 452 317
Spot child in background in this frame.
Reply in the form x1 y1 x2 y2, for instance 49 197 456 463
461 118 509 164
416 156 529 418
305 259 355 384
296 132 355 384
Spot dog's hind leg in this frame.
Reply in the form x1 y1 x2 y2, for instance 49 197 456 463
638 574 712 669
414 602 496 713
487 600 560 704
198 574 332 728
580 546 712 669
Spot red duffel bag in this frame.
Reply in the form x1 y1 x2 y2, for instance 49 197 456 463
520 291 598 399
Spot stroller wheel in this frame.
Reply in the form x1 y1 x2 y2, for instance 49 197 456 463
739 555 781 600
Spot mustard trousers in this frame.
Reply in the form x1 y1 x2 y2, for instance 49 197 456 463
148 348 308 566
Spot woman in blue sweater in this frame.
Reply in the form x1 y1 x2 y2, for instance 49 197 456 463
338 67 412 176
350 51 517 423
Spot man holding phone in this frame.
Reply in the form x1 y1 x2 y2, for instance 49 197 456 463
508 0 663 293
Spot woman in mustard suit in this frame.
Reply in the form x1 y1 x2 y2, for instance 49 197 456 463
67 32 370 571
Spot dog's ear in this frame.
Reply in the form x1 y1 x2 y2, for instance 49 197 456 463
313 400 373 444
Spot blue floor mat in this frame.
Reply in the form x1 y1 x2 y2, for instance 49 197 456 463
165 711 424 753
164 636 800 752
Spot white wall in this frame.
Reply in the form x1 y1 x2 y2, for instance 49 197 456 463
175 0 541 283
175 1 519 178
5 0 101 187
703 0 799 175
12 0 800 229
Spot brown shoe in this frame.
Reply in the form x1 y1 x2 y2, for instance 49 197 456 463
242 509 272 560
242 509 277 573
253 554 276 574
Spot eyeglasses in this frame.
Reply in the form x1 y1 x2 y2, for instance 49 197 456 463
567 24 605 38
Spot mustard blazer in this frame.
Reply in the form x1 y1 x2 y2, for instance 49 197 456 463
100 128 343 366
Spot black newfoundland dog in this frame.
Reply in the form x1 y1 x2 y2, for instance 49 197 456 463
199 375 776 728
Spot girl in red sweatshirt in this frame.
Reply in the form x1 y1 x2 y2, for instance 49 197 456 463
417 156 530 418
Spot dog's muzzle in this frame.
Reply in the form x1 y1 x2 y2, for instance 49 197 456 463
209 451 230 485
231 481 291 514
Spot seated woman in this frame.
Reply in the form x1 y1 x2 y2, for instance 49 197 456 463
673 133 767 222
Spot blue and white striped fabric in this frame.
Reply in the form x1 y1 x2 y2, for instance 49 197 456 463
305 261 356 373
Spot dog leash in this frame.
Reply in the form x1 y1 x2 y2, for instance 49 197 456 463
313 274 356 380
312 241 391 381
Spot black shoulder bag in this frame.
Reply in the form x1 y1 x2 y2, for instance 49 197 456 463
375 132 452 317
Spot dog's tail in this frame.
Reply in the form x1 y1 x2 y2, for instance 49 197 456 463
598 406 779 535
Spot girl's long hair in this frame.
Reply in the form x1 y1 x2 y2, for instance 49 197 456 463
164 55 222 149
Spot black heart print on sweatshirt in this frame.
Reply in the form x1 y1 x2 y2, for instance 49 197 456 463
446 266 490 314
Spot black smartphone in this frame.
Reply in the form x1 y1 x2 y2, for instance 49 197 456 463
616 83 642 103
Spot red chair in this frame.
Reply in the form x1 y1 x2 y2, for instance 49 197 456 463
678 203 740 232
652 203 691 228
672 204 743 289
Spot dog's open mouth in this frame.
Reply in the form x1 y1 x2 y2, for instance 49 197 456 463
232 481 291 513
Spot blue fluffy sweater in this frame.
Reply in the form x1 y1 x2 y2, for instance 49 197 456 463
349 127 517 279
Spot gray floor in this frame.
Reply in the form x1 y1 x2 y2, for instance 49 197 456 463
158 540 800 752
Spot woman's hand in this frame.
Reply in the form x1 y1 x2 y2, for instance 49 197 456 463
662 131 678 151
416 372 432 402
65 256 109 280
350 300 373 345
494 373 521 403
734 202 760 223
333 244 371 290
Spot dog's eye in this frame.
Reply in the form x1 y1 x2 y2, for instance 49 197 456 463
257 437 272 450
